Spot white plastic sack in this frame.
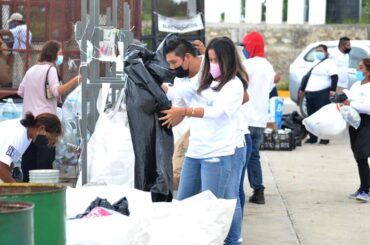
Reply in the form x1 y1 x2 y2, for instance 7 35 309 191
303 103 347 139
86 85 135 186
66 186 235 245
67 214 145 245
147 192 236 245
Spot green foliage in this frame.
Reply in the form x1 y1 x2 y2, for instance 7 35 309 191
277 80 289 91
283 0 288 22
362 0 370 23
241 0 245 19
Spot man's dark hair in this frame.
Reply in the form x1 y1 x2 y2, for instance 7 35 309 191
363 58 370 71
317 44 328 53
339 36 350 48
38 40 61 62
163 37 196 58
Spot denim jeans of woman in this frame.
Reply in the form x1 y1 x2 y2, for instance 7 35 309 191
177 152 243 244
176 154 233 200
224 146 247 245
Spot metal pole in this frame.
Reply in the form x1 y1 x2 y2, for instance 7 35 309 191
112 0 118 27
81 0 88 185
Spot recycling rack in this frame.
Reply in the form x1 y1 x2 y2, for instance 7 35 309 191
75 0 133 185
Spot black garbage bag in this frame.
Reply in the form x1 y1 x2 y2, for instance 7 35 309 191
329 92 348 103
126 33 177 85
73 197 130 219
124 34 176 202
281 111 307 140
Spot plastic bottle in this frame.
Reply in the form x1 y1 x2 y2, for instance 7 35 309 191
2 98 18 120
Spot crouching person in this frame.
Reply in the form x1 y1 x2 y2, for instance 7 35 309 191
0 112 62 182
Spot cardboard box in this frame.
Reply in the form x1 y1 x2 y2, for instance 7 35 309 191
266 122 277 130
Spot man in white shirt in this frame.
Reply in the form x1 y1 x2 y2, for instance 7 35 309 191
0 12 32 86
241 32 275 204
163 37 203 132
329 37 351 92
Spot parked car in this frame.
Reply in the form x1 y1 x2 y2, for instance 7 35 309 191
289 40 370 117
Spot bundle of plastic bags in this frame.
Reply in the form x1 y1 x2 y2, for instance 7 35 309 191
339 105 361 129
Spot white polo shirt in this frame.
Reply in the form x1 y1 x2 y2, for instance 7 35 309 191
329 48 349 88
305 59 338 92
0 119 31 166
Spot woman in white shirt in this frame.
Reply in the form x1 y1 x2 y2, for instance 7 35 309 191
160 36 248 245
0 112 62 182
299 44 338 144
343 58 370 202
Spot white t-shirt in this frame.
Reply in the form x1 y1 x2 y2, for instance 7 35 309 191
166 57 203 142
167 55 204 105
169 74 200 142
10 24 32 50
185 77 244 158
329 48 349 88
242 57 275 128
305 59 338 92
0 119 31 166
349 81 370 115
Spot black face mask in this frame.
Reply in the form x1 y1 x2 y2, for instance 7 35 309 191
174 59 190 78
343 48 351 54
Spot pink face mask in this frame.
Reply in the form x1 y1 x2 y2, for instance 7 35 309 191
210 62 222 79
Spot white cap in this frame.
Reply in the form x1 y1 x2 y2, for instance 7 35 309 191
7 13 23 23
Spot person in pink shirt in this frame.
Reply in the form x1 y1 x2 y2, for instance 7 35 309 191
17 40 80 182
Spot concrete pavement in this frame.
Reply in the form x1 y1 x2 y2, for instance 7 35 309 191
242 135 370 245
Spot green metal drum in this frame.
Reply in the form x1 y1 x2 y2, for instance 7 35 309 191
0 201 34 245
0 183 66 245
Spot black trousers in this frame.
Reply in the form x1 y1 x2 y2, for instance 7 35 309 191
21 135 55 182
305 88 330 141
356 159 370 193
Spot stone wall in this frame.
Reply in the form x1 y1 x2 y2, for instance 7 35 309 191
205 23 370 82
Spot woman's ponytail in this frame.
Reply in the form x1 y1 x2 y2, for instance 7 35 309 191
20 112 36 127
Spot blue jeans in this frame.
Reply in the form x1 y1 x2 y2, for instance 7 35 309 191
177 155 233 200
224 146 246 245
240 134 253 215
247 127 265 191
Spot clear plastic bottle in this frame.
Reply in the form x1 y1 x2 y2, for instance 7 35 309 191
2 98 18 120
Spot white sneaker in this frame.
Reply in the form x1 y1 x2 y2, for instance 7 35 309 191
348 190 360 199
355 192 369 203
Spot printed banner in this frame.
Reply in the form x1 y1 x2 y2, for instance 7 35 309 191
157 13 204 33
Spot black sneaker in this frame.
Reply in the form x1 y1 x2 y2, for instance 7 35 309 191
249 189 265 204
305 138 317 144
319 139 330 145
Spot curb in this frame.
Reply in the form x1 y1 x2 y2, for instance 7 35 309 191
278 90 290 98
